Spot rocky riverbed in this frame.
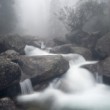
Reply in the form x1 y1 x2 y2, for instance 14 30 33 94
0 32 110 109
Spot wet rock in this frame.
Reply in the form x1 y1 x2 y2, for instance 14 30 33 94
0 83 21 98
50 44 92 60
0 35 26 54
0 98 17 110
95 32 110 58
71 47 92 60
0 57 21 91
1 50 19 56
97 57 110 77
66 30 88 45
66 31 102 54
50 44 74 54
53 37 70 46
18 55 69 83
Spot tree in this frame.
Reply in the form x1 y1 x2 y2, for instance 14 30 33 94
57 0 108 33
48 0 67 39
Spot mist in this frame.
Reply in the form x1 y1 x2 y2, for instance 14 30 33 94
0 0 110 40
14 0 78 39
16 0 51 37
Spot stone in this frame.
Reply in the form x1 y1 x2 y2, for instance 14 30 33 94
97 57 110 77
19 55 69 83
50 44 92 60
0 35 26 54
0 98 17 110
95 32 110 58
0 57 21 91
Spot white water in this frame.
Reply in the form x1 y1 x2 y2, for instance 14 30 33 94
96 72 103 83
24 45 49 56
18 45 110 110
20 79 34 95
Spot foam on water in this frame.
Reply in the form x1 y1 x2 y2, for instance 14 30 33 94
24 45 49 56
18 45 110 110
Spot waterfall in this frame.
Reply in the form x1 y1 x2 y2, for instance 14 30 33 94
41 41 46 49
24 45 50 56
20 79 34 95
17 45 110 110
96 72 103 83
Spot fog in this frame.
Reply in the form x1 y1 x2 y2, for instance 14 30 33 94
15 0 78 39
16 0 51 37
0 0 110 39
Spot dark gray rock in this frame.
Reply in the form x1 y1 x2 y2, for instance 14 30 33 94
95 32 110 58
19 55 69 82
0 98 17 110
71 47 92 60
97 57 110 77
53 37 70 46
1 50 19 56
50 44 92 60
66 31 102 53
0 35 26 54
50 44 74 54
66 30 88 45
0 57 21 91
0 53 69 90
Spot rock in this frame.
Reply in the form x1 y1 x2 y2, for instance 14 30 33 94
0 35 26 54
0 98 17 110
18 55 69 83
50 44 75 54
96 57 110 85
0 83 21 98
66 30 88 45
71 47 92 60
53 37 70 46
95 32 110 58
0 53 69 91
0 35 43 55
0 50 69 87
0 57 21 91
50 44 92 60
66 31 102 55
1 50 19 56
97 57 110 77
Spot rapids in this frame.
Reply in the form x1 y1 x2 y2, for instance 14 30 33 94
17 45 110 110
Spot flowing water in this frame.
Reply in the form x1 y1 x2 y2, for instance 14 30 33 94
18 45 110 110
20 79 34 95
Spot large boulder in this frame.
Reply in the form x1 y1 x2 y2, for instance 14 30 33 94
0 51 69 90
1 50 20 56
0 35 26 54
18 55 69 82
66 30 88 45
66 31 102 53
50 44 75 54
71 47 92 60
0 57 21 91
50 44 92 60
0 98 17 110
53 37 70 46
97 57 110 77
95 32 110 58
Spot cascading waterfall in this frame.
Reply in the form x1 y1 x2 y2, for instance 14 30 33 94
20 79 34 95
18 45 110 110
41 41 46 49
96 72 103 83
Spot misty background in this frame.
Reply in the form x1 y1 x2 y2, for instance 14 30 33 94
0 0 110 41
